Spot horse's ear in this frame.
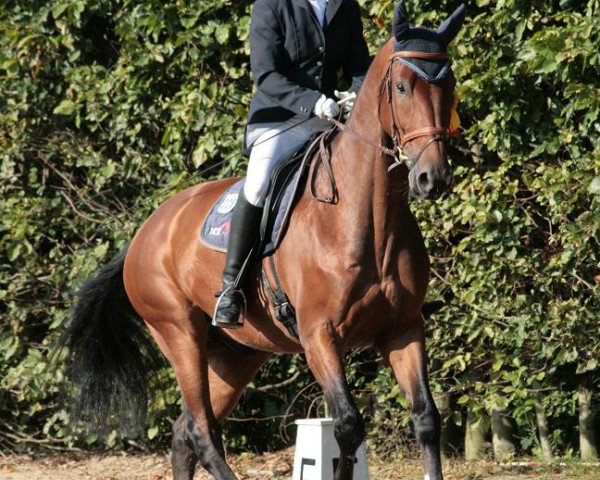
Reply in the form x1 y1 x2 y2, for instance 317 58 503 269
436 3 466 47
393 0 410 42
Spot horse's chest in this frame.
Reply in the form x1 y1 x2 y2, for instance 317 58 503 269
337 272 424 345
334 280 394 340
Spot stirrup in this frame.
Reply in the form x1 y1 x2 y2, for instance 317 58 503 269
211 285 246 329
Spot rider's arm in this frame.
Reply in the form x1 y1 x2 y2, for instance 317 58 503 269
250 0 322 117
344 0 370 93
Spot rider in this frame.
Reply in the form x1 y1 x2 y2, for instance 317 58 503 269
213 0 371 328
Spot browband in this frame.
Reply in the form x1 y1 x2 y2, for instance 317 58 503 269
390 51 449 61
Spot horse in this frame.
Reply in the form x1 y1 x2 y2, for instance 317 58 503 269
61 2 465 479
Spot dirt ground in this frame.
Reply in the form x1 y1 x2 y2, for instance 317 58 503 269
1 449 599 480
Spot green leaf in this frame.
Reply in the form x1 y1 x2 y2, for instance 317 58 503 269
147 426 159 439
51 3 69 19
7 239 26 261
215 24 230 44
180 14 198 29
588 177 600 194
53 99 76 116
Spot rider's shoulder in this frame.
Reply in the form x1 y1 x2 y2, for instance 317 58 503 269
253 0 359 16
253 0 283 11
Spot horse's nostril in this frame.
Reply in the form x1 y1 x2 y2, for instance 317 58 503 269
415 169 450 198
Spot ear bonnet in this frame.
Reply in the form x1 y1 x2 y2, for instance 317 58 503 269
392 1 466 83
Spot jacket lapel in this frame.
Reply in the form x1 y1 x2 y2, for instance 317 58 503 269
293 0 310 10
325 0 344 27
294 0 344 30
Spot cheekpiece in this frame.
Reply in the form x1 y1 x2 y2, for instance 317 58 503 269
392 1 466 83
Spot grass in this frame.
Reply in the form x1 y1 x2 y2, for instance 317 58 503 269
368 456 600 479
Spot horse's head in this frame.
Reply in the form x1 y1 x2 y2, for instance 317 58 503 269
380 1 466 200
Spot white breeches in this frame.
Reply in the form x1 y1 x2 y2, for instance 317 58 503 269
244 115 330 207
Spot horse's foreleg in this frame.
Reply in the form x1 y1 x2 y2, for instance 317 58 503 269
303 324 365 480
378 321 443 480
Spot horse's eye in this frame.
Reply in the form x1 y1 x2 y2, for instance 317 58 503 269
396 83 406 94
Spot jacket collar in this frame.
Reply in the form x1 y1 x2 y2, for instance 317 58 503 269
294 0 344 27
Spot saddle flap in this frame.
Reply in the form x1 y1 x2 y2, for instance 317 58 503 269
259 152 304 249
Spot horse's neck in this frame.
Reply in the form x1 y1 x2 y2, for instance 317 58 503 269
324 51 410 270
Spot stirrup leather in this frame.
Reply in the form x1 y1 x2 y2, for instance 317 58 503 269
212 285 247 329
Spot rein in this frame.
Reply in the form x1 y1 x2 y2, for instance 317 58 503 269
328 116 396 157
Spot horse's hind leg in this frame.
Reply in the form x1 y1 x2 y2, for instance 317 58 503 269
144 307 237 480
303 323 365 480
205 337 271 423
377 320 443 480
171 412 198 480
164 321 270 480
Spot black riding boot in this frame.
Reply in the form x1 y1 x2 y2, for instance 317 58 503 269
213 193 263 328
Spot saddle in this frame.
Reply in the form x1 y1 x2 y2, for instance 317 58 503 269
200 130 337 337
200 135 321 255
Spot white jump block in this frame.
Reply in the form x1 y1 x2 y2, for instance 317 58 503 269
292 418 369 480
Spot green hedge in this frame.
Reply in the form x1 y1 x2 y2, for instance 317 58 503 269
1 0 598 456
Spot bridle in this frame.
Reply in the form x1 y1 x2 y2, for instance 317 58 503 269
382 50 450 170
310 49 452 203
328 49 451 172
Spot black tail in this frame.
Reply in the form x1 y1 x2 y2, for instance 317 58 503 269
59 246 163 437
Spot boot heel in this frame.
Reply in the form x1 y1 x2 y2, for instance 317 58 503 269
212 286 246 329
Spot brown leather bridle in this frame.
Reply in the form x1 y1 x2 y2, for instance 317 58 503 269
326 50 451 173
310 49 453 203
382 50 450 170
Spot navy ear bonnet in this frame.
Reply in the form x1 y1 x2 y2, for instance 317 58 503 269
393 1 466 83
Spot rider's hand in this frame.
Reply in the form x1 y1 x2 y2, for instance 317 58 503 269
334 90 357 118
313 94 341 119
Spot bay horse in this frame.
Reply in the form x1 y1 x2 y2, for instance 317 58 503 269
62 2 465 479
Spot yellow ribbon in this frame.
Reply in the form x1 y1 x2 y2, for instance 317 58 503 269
449 91 460 136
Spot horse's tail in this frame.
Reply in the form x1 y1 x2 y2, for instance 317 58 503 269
59 245 162 436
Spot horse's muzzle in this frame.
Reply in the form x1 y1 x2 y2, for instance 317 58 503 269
409 162 453 200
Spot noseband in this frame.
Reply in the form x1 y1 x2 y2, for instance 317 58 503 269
381 50 450 170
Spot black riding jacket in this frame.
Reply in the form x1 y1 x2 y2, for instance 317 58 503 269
247 0 371 125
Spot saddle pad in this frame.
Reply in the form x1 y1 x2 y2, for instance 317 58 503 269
199 170 300 256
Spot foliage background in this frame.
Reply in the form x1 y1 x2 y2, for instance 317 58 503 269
1 0 598 457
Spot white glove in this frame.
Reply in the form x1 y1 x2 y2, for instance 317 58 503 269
313 94 341 119
334 90 357 117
